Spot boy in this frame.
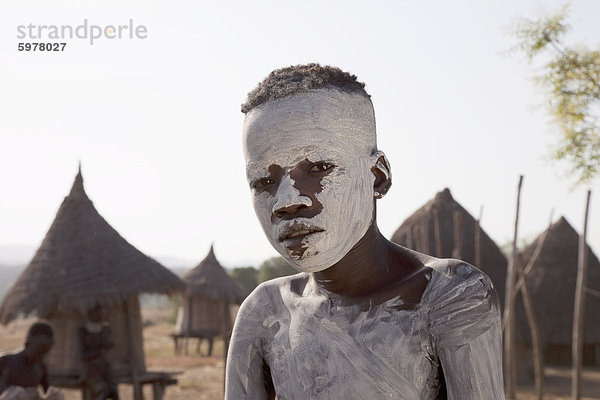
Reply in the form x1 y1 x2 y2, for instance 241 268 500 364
0 322 63 400
226 64 504 399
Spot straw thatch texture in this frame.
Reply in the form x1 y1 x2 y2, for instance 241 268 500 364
391 188 507 307
517 216 600 362
0 170 184 324
182 246 246 304
174 246 245 336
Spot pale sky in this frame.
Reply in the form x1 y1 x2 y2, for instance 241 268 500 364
1 0 599 269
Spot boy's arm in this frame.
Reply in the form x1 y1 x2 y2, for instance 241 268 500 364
41 364 49 393
429 263 505 400
225 286 276 400
438 318 504 399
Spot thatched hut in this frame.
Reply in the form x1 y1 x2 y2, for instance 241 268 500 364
0 169 184 378
174 246 245 355
517 216 600 366
391 188 507 307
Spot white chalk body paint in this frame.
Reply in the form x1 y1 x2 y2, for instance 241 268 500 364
225 260 505 399
243 89 379 272
234 88 504 398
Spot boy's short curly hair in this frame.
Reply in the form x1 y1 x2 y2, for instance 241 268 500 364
241 63 370 114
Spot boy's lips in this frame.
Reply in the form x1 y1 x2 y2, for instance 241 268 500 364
278 224 324 243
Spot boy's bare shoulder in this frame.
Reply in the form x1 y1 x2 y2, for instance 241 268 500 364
398 245 496 303
237 273 310 318
425 257 496 297
250 272 310 298
422 258 500 349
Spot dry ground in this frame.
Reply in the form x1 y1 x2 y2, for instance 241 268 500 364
1 307 598 400
0 308 224 400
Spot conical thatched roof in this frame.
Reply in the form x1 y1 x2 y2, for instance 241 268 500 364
183 246 246 304
517 216 600 346
0 169 184 324
391 188 507 307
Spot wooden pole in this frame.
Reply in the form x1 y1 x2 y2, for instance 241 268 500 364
500 209 553 399
475 206 483 268
125 299 143 400
421 220 430 255
185 296 193 356
504 212 553 324
504 175 523 399
433 208 442 257
513 256 544 400
572 190 592 400
452 210 462 259
413 225 422 253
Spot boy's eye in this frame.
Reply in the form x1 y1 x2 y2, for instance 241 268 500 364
251 178 275 189
308 162 334 173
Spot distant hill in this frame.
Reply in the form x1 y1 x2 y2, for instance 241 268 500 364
152 255 195 272
0 244 36 267
0 265 24 301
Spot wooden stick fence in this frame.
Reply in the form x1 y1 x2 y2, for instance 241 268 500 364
572 190 592 400
504 175 523 399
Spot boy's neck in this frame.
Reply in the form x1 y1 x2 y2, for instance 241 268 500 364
313 222 391 297
312 220 429 308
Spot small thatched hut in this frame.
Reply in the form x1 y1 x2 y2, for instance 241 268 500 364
0 169 184 378
517 216 600 366
391 188 507 307
174 246 246 354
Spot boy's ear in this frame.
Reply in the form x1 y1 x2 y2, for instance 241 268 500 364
371 151 391 199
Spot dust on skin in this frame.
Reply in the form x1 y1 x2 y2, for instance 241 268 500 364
244 89 379 273
254 160 331 258
226 88 505 399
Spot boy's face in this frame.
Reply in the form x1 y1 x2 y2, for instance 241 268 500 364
243 89 378 272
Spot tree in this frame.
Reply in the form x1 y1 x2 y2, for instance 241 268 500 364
230 266 259 294
514 5 600 184
258 256 297 283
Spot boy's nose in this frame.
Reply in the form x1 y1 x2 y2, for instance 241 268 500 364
272 175 312 218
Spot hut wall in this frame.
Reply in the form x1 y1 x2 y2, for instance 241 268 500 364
174 295 236 336
46 297 145 376
116 296 145 374
46 313 85 375
229 304 240 325
544 344 598 366
515 218 600 366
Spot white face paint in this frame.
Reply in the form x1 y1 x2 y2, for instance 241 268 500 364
243 88 381 272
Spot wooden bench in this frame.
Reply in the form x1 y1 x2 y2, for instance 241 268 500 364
171 329 220 356
50 371 180 400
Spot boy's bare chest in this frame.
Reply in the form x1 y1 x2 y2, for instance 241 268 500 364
262 297 441 399
2 358 45 387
